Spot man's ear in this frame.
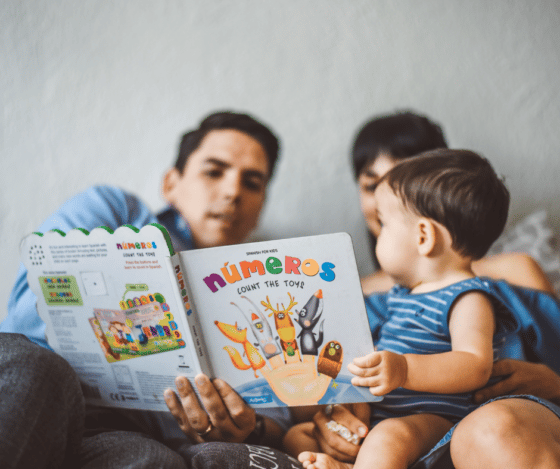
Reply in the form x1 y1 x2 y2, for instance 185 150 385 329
416 217 437 256
161 168 180 203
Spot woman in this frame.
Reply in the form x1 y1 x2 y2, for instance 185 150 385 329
305 111 560 468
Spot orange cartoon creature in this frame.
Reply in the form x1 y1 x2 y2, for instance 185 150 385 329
261 293 301 364
214 320 266 378
317 340 343 379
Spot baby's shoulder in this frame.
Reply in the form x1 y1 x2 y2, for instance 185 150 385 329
361 270 395 295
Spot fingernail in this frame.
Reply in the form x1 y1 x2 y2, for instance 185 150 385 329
358 426 367 437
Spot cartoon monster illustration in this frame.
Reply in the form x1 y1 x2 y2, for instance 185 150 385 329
230 296 282 360
294 289 325 355
214 320 266 378
261 293 301 363
317 340 343 379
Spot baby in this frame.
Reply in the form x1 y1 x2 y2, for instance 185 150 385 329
288 149 512 469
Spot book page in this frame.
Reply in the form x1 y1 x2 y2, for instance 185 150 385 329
22 224 201 410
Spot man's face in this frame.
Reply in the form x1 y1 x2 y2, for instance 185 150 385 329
163 129 270 249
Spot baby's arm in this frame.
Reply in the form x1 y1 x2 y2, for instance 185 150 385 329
349 291 495 395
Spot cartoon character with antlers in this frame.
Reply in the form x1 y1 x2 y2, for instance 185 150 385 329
261 293 301 364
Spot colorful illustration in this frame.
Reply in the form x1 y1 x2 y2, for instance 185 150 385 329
215 290 344 406
89 318 121 362
231 295 283 361
39 275 83 306
93 292 186 360
318 340 344 379
214 320 267 377
294 290 325 355
262 292 302 363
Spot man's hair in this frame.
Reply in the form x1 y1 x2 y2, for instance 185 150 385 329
174 111 280 178
352 110 448 179
381 149 510 260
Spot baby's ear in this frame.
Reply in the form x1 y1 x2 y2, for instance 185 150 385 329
416 218 437 256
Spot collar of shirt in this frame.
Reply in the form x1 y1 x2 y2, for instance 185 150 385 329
156 206 194 252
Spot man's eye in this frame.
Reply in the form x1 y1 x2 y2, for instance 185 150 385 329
243 177 264 192
205 169 223 179
364 182 378 192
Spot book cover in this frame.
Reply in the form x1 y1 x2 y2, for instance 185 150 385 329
178 232 380 408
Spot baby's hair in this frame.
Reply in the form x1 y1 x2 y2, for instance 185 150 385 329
381 149 510 260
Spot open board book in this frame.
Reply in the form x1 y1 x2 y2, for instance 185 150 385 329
22 224 381 411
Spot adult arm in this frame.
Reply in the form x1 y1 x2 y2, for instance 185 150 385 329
362 252 555 296
473 252 555 295
473 359 560 405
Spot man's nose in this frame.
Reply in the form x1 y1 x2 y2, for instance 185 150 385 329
222 172 243 200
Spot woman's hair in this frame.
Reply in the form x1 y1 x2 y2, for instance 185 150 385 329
351 110 448 179
382 149 510 260
174 111 280 178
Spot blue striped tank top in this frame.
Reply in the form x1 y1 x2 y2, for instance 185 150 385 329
364 277 509 423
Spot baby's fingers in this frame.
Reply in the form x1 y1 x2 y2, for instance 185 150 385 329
350 375 378 388
347 362 380 377
351 375 390 396
352 351 382 368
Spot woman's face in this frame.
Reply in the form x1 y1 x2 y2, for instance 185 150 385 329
357 152 397 237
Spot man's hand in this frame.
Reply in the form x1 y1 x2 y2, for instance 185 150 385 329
164 374 256 443
311 404 369 462
473 359 560 405
348 350 408 395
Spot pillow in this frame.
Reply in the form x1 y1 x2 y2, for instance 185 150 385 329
488 210 560 297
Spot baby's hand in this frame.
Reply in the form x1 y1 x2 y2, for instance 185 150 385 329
348 350 408 395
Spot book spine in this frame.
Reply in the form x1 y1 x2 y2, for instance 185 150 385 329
165 255 214 377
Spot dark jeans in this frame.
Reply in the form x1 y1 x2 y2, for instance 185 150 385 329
0 333 301 469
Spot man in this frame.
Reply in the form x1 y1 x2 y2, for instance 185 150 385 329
0 111 300 469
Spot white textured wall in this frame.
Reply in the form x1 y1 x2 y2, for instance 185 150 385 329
2 0 560 322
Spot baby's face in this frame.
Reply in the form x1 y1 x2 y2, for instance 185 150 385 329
373 182 420 285
358 153 397 237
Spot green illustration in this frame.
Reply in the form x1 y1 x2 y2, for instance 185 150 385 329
39 276 83 306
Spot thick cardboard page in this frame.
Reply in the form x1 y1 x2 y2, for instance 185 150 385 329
22 224 203 411
178 232 382 408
